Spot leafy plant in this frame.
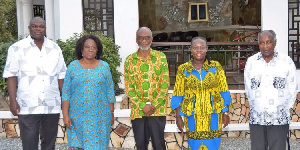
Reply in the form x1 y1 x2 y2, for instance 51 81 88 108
0 39 17 95
0 0 17 42
57 31 123 94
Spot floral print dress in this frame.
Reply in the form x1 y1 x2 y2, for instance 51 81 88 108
62 60 116 149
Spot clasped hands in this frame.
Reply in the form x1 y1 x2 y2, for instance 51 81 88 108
142 104 155 116
175 112 230 133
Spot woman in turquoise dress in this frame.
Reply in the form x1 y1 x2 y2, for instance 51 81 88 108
171 36 232 150
62 35 116 150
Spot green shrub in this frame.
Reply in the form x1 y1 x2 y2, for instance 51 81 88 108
0 40 17 95
57 32 123 94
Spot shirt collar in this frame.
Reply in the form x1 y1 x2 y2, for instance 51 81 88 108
133 48 155 59
257 51 279 61
26 35 52 49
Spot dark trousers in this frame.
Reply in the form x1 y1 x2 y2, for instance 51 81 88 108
250 124 289 150
18 114 60 150
131 116 166 150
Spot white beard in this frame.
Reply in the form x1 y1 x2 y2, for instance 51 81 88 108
139 45 151 51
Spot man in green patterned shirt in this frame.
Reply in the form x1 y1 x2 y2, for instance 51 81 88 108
124 27 169 150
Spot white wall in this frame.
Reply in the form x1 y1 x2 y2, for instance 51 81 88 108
261 0 288 55
114 0 139 89
53 0 83 41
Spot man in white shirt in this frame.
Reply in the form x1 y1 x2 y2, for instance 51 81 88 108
3 17 66 150
244 30 297 150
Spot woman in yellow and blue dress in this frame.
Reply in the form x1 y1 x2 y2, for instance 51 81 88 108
171 36 232 150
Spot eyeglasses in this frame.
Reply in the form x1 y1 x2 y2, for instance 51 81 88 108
191 46 207 51
137 36 152 41
84 46 97 51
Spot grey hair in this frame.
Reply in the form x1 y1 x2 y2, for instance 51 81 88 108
136 27 152 38
29 16 46 27
257 30 276 42
191 36 207 45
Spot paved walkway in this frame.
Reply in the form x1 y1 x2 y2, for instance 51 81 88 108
1 137 300 150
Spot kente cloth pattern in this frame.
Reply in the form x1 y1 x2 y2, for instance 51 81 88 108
62 60 116 149
124 49 170 120
171 60 231 150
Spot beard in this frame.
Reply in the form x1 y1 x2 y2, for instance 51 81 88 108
139 44 151 51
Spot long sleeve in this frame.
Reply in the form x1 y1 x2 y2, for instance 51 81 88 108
286 58 297 109
171 65 185 110
158 54 170 106
124 56 137 103
215 61 231 112
244 57 251 100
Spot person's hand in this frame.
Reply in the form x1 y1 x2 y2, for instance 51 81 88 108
111 112 114 126
63 115 72 129
222 113 230 128
176 115 184 133
10 100 20 116
142 104 155 116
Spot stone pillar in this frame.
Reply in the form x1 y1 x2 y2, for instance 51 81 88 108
20 0 33 37
114 0 139 89
45 0 55 40
261 0 288 55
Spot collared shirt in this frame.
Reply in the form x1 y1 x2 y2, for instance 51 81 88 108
124 49 169 120
244 51 297 125
3 36 67 114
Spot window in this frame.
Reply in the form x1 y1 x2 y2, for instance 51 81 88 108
188 2 209 22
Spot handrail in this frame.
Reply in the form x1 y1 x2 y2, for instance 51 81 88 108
152 41 258 46
151 42 259 87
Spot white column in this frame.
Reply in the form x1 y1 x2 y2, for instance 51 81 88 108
53 0 83 41
16 0 24 38
261 0 288 55
45 0 55 40
114 0 139 89
21 0 33 37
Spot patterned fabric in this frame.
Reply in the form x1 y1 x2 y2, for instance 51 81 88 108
62 60 116 149
3 36 66 114
244 51 297 125
171 60 231 150
124 49 169 120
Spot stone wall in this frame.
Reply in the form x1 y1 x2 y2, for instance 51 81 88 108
139 0 233 31
1 92 300 149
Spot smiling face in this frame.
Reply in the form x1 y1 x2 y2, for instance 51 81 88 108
259 31 276 62
28 17 46 41
190 39 207 61
82 39 98 60
136 28 153 51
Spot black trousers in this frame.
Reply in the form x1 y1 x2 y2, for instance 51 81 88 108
131 116 166 150
18 114 60 150
249 124 289 150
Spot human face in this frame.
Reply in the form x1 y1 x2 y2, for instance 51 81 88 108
28 18 46 41
136 29 153 51
259 32 276 61
190 39 207 61
82 39 98 60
